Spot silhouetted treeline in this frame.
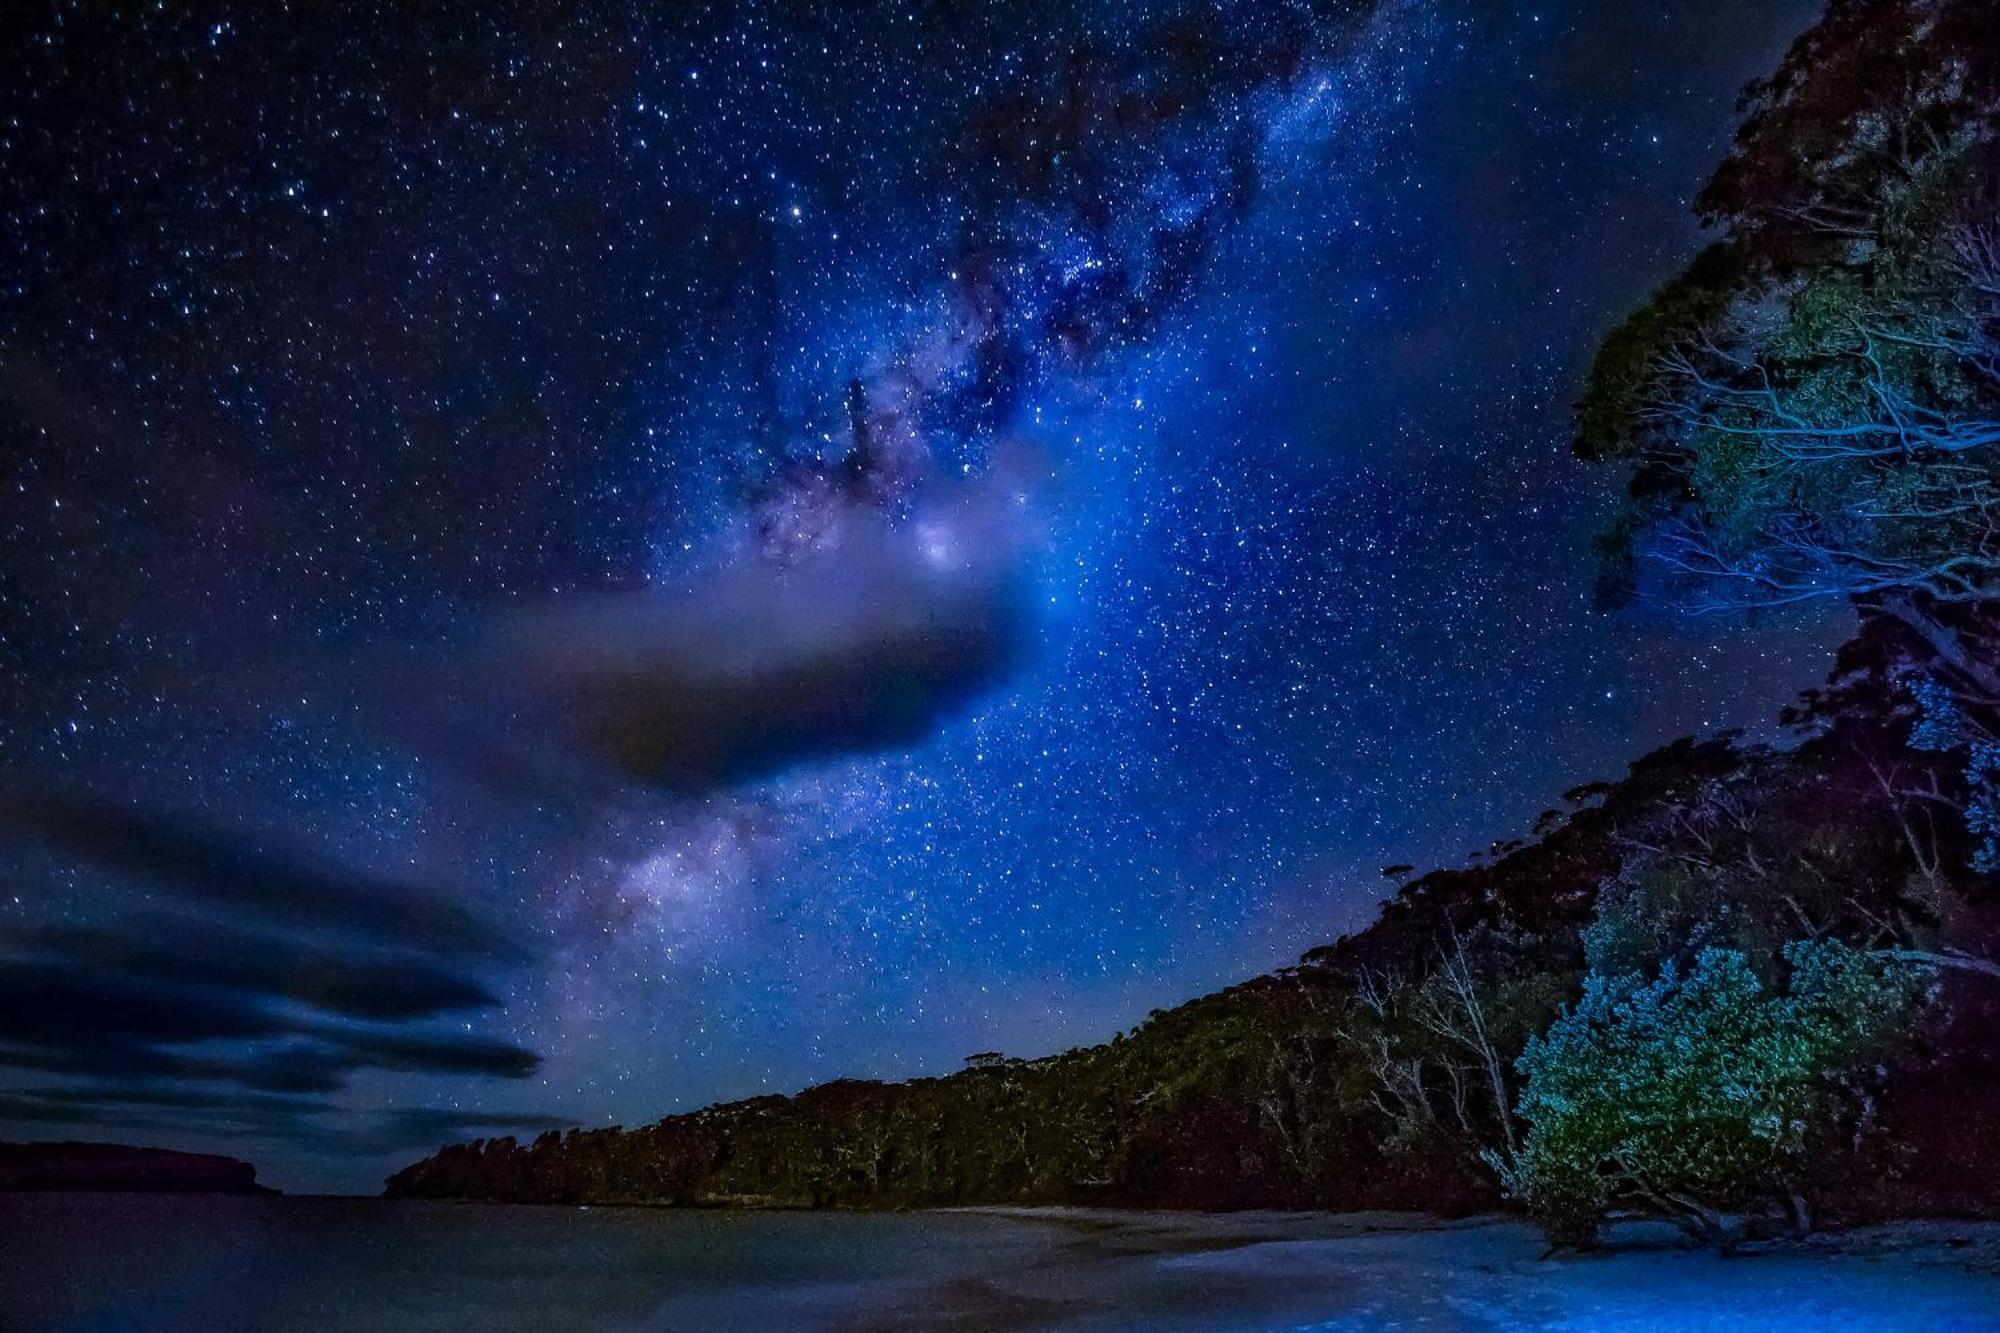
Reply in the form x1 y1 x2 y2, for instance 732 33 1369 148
387 677 2000 1218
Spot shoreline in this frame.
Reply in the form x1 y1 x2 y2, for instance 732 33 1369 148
14 1180 1997 1269
6 1192 1999 1330
954 1205 2000 1266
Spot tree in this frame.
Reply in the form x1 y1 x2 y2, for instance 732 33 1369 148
1629 224 2000 654
1579 0 2000 867
1492 941 1930 1248
1331 925 1554 1164
1578 0 2000 634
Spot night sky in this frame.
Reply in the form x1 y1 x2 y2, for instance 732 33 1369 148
1 0 1841 1194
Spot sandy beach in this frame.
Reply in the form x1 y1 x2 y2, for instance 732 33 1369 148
7 1192 2000 1330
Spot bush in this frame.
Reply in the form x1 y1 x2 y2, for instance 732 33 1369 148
1492 941 1929 1247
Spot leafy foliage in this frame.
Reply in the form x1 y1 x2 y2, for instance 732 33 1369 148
1578 0 2000 631
1495 943 1930 1246
1907 672 2000 871
1579 0 2000 879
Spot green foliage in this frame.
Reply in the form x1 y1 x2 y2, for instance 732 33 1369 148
1572 243 1743 463
1495 941 1930 1246
1576 0 2000 625
1581 859 1732 980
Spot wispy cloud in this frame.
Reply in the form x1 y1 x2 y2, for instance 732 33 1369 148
0 792 543 1143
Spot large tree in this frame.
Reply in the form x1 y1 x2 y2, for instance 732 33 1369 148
1578 0 2000 700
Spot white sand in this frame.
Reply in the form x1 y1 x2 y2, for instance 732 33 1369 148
646 1209 2000 1331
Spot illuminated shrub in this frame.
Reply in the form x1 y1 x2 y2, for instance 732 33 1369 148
1494 941 1928 1247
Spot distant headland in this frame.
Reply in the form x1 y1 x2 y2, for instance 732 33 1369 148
0 1141 276 1196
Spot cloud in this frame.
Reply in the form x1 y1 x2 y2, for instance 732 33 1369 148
0 1031 539 1098
3 1084 334 1118
0 789 526 961
310 1026 540 1080
0 960 540 1085
5 916 501 1023
0 1085 335 1143
444 479 1038 797
0 1085 565 1161
0 792 543 1134
0 1087 573 1161
0 961 282 1049
0 1040 361 1095
346 1107 576 1158
0 1094 120 1127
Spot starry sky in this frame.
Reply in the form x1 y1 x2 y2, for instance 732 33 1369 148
1 0 1842 1194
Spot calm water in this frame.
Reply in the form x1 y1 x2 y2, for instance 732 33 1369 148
3 1194 1999 1332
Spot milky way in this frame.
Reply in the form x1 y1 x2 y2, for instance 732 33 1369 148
0 0 1841 1191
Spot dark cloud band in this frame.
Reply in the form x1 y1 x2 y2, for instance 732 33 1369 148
0 789 526 962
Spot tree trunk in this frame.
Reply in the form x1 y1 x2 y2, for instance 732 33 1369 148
1873 948 2000 981
1875 595 2000 703
1665 1193 1736 1248
1787 1192 1813 1238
